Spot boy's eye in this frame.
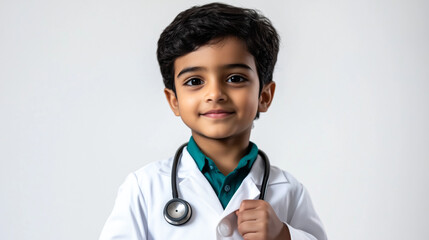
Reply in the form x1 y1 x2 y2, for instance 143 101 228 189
184 78 204 86
226 75 247 83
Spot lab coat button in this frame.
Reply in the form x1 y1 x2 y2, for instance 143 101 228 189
217 219 233 237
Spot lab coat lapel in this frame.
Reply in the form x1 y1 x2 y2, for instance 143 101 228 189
221 156 265 218
176 148 224 215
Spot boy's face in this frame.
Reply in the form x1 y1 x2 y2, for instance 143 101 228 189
165 37 275 141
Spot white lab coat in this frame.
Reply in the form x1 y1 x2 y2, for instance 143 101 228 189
100 147 327 240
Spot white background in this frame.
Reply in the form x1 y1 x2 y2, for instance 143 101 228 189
1 0 428 239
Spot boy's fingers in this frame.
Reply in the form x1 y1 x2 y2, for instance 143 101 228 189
237 220 261 236
236 208 265 225
238 199 265 212
242 232 264 240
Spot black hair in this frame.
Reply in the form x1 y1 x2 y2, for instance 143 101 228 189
157 2 280 93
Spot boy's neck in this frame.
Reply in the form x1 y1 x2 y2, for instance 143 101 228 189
191 131 251 176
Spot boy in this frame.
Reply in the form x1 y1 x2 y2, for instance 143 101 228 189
100 3 327 240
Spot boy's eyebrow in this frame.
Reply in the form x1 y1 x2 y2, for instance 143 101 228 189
177 67 204 78
176 63 253 78
221 63 253 71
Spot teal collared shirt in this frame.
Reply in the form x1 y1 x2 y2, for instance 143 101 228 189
187 137 259 209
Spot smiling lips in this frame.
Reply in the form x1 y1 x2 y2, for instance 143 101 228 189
201 109 234 119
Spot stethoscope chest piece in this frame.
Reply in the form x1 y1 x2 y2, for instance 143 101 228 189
164 198 192 226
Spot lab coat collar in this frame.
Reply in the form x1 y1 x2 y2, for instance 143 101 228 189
157 147 201 178
177 147 204 178
248 155 289 186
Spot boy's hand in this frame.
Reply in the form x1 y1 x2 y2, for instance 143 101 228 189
236 200 291 240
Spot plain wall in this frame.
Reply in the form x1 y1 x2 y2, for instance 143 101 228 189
1 0 428 239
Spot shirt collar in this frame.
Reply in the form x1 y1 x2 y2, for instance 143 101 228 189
187 136 259 173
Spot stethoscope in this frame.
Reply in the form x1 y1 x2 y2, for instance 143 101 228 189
163 142 271 226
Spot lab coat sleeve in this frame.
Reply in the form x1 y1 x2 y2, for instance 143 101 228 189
99 173 148 240
285 184 328 240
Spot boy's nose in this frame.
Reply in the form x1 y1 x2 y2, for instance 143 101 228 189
205 80 227 103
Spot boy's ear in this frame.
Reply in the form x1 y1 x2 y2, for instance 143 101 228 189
258 81 276 112
164 88 180 116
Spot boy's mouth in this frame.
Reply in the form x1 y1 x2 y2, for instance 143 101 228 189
200 109 234 119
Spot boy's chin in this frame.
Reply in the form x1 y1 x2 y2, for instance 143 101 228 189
191 129 251 142
192 132 230 141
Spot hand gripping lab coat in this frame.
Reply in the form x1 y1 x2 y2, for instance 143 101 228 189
100 147 327 240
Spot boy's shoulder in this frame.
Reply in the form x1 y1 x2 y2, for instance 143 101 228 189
133 156 173 179
269 164 301 186
131 147 197 182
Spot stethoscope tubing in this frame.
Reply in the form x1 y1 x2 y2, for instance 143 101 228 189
257 149 270 200
171 143 188 199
